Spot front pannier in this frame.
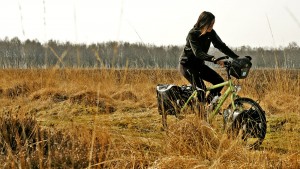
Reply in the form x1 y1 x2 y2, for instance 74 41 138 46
229 56 252 79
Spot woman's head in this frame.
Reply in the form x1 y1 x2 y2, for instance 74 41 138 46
194 11 215 35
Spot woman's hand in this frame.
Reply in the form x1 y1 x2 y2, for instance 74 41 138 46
217 60 225 67
212 56 229 66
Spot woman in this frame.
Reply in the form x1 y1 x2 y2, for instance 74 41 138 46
179 11 239 103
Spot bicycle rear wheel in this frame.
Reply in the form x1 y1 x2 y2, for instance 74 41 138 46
228 97 267 149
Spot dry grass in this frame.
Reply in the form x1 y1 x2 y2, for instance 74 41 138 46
0 68 299 168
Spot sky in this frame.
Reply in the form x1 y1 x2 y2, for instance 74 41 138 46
0 0 299 48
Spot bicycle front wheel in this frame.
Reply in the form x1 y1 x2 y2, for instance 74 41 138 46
229 97 267 149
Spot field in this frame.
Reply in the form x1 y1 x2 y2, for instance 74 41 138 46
0 68 299 168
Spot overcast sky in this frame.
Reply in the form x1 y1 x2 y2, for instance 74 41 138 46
0 0 299 47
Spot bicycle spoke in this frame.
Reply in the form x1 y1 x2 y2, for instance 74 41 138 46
225 97 267 149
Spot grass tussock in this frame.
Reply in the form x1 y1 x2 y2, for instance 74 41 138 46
0 68 299 168
0 113 111 168
166 119 219 157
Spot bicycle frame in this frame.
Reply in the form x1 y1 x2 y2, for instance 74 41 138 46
180 78 239 123
206 79 238 122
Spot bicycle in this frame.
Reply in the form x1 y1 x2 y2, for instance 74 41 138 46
157 56 267 149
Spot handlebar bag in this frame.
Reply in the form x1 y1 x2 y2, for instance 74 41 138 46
230 57 252 79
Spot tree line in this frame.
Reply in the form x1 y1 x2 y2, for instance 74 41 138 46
0 37 299 69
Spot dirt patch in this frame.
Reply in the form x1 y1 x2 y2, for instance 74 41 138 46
112 90 138 102
69 91 116 113
0 88 3 97
5 83 30 98
29 88 68 103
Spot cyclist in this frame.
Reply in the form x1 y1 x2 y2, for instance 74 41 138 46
179 11 239 104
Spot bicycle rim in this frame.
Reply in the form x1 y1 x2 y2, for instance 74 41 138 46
229 98 267 149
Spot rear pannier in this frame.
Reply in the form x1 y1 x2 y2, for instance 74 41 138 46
156 84 195 115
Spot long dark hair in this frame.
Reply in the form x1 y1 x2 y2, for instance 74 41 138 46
194 11 215 30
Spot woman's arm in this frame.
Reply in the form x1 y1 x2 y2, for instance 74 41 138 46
210 30 239 59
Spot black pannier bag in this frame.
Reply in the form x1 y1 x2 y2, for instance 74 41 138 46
156 84 194 115
229 56 252 79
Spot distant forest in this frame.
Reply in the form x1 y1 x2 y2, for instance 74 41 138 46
0 37 299 69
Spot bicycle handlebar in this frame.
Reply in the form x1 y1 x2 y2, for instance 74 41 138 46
214 55 252 63
214 55 252 79
213 56 229 64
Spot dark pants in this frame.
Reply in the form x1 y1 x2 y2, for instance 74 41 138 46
179 63 224 103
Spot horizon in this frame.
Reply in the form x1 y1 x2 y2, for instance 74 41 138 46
1 36 298 49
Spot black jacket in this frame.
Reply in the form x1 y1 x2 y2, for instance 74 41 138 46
180 27 239 66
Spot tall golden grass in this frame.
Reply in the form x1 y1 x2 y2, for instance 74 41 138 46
0 68 299 168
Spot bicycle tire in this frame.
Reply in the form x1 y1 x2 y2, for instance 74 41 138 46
227 97 267 149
